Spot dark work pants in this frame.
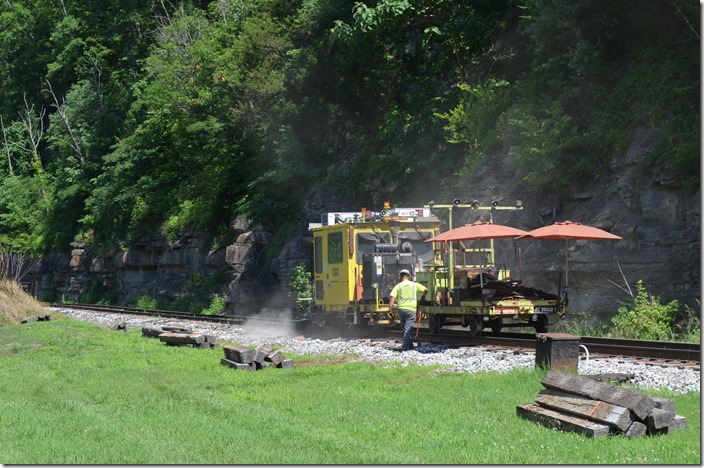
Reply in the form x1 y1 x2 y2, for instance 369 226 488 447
398 308 416 351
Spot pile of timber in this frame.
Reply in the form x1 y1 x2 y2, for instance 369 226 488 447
21 314 53 323
517 370 687 438
141 325 219 348
463 276 558 301
109 320 128 331
221 344 294 371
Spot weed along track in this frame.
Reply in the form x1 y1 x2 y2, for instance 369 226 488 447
49 304 700 394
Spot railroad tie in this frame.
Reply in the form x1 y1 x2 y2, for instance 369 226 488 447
517 369 686 438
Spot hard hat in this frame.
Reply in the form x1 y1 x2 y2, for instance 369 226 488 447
398 269 411 279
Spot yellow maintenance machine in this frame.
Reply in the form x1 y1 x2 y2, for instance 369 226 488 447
308 200 565 334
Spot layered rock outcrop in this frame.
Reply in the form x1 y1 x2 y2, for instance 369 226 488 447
25 128 700 324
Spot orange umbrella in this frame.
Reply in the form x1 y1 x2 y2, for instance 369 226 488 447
426 221 528 288
518 221 621 286
425 220 528 242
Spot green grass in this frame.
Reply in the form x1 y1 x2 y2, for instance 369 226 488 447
0 318 700 464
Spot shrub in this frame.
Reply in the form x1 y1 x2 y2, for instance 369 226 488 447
201 294 226 315
288 264 312 319
609 280 678 341
674 302 701 344
133 294 158 310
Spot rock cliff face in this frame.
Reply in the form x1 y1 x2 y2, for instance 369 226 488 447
26 128 699 324
27 216 284 314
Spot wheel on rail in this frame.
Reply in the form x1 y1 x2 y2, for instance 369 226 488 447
356 310 370 327
531 315 549 333
489 318 502 333
468 316 483 336
427 314 444 334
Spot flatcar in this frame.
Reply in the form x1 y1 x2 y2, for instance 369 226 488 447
308 200 566 335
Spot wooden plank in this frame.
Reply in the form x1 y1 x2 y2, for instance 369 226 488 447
541 370 655 420
253 345 273 364
141 326 163 337
624 421 647 439
535 389 634 432
516 404 610 438
223 345 255 364
221 357 237 368
204 335 219 348
669 415 687 431
652 396 675 413
162 326 192 333
158 332 205 345
644 407 675 431
649 415 688 435
265 349 284 366
220 358 255 371
23 314 52 323
109 320 126 330
278 359 294 369
583 373 634 383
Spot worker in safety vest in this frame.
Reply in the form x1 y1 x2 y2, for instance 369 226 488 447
388 269 427 351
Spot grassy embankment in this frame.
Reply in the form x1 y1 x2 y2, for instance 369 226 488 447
0 279 46 326
0 302 700 464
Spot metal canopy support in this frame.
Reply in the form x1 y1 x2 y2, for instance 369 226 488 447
424 201 523 295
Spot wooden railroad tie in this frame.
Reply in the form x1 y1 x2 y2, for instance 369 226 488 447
517 369 687 438
21 314 53 324
221 344 294 371
109 320 128 331
141 326 219 348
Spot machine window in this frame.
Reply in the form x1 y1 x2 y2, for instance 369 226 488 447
314 237 323 273
315 280 324 300
398 231 434 264
356 232 390 263
327 232 343 264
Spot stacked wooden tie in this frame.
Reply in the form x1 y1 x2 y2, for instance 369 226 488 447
141 325 219 348
21 314 53 323
109 320 128 331
221 344 294 371
517 369 687 438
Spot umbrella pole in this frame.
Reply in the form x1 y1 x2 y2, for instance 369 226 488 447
479 239 484 289
518 243 523 280
565 239 569 287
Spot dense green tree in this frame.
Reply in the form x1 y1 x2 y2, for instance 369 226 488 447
325 0 515 203
0 0 698 259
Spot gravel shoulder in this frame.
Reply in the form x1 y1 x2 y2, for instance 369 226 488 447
51 307 700 395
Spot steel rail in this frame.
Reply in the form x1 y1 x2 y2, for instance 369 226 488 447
49 303 309 327
51 303 700 364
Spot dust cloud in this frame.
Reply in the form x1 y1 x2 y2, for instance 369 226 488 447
244 307 299 338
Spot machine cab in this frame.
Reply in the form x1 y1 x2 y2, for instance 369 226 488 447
309 207 440 312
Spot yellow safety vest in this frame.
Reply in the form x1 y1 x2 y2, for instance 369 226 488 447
390 280 425 311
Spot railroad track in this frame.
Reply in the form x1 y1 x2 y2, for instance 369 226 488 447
51 303 700 367
51 302 310 327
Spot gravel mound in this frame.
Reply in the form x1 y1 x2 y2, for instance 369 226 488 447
52 308 700 394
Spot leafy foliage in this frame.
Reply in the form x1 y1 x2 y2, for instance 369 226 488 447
0 174 52 253
0 1 698 314
610 280 679 341
201 294 227 315
674 302 701 344
132 294 158 310
288 263 312 318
